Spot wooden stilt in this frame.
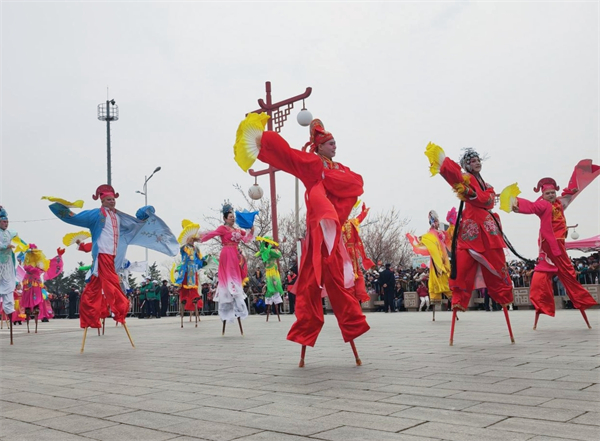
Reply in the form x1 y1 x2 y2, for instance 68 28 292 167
34 309 38 334
80 327 88 353
9 319 13 345
26 314 30 334
194 303 199 328
102 318 105 335
180 302 184 328
299 345 306 367
97 327 100 336
222 320 226 336
275 303 281 322
349 340 362 366
449 309 457 346
503 306 515 344
533 311 540 330
266 304 270 322
580 309 592 329
122 322 135 348
432 303 435 322
237 317 244 336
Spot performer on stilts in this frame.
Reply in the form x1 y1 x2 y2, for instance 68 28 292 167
501 159 599 329
342 202 376 304
0 206 17 345
425 144 515 346
200 203 253 336
406 209 457 321
233 114 370 366
255 236 284 322
176 220 205 328
45 185 178 352
21 245 64 332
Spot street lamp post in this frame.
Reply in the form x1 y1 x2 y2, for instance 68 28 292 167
136 166 162 275
248 81 312 243
97 99 119 185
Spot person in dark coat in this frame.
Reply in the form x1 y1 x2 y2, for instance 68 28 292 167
68 286 79 319
159 280 170 317
379 263 396 313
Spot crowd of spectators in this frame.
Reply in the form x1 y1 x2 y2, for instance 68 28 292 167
43 251 600 318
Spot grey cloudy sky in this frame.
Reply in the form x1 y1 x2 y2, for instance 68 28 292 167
1 1 598 276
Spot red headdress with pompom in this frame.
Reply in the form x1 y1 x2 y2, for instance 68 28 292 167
533 177 559 193
92 184 119 201
302 119 334 153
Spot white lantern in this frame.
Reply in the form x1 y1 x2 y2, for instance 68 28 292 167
571 230 580 240
248 183 264 200
297 108 313 127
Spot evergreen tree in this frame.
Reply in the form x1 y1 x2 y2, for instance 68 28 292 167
147 262 162 282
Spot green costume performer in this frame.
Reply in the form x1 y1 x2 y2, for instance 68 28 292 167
255 236 283 321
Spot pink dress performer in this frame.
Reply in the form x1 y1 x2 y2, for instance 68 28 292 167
21 245 64 333
200 204 253 335
506 160 599 329
425 143 515 346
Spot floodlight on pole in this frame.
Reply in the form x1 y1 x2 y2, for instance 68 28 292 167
97 99 119 185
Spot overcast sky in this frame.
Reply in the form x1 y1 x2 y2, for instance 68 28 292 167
1 1 598 278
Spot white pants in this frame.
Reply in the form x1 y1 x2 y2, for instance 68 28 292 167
265 293 283 305
419 296 430 310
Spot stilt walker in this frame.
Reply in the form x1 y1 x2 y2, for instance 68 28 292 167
0 206 18 345
200 203 254 337
342 203 376 303
174 220 205 328
21 245 64 333
45 186 178 351
233 115 370 365
407 209 456 321
501 160 600 329
255 236 284 322
425 144 515 345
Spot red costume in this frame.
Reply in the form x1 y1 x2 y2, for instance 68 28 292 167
514 164 599 318
257 127 370 347
435 149 513 311
342 203 375 303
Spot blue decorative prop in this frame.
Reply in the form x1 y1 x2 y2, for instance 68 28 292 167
235 210 258 229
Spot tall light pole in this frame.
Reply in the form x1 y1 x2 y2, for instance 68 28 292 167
97 99 119 185
248 81 312 243
136 166 162 274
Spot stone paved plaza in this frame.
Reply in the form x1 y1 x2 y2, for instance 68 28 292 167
1 309 598 441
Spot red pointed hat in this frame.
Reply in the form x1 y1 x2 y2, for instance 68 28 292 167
303 119 334 153
533 177 559 193
92 184 119 201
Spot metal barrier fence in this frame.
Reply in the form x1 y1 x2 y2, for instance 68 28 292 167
49 293 291 319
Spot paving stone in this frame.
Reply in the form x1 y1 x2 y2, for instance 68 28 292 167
106 410 193 429
391 407 507 427
312 425 440 441
569 411 600 426
0 419 45 437
311 398 410 415
2 406 68 422
0 428 93 440
381 394 481 411
33 413 119 433
402 421 532 441
82 423 181 440
166 419 261 441
540 398 600 413
312 411 424 432
463 401 584 421
1 311 598 441
489 417 600 441
448 391 551 406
